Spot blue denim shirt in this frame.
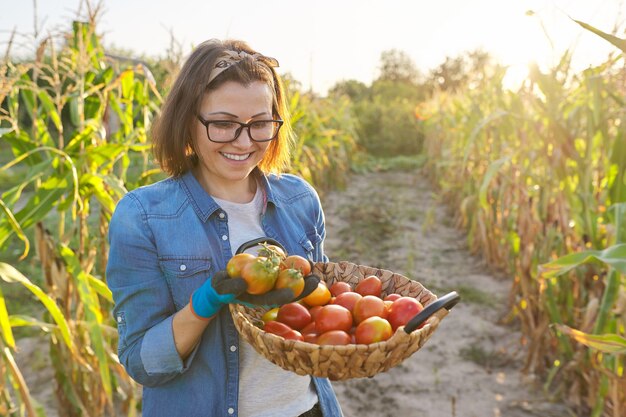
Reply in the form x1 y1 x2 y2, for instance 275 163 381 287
106 170 343 417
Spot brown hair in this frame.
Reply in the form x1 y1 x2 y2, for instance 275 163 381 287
151 39 294 177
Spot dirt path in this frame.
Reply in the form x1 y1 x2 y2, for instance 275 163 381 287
321 169 572 417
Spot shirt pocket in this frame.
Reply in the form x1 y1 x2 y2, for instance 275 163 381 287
159 257 213 310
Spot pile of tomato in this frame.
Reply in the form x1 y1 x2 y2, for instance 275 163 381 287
261 275 425 346
226 244 311 298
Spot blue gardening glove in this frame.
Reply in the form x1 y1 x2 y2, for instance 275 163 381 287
190 271 322 319
189 270 247 319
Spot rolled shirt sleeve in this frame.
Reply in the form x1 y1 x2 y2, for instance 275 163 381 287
140 315 200 375
107 193 197 386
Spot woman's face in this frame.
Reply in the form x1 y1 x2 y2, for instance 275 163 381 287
193 80 274 194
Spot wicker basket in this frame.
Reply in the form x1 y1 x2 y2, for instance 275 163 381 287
229 260 451 381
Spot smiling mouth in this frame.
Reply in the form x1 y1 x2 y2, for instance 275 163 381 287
221 152 252 161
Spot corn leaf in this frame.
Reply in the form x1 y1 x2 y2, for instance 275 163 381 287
0 262 73 350
2 130 43 166
37 90 62 132
0 174 67 250
9 314 57 332
0 127 14 137
555 324 626 354
574 19 626 53
1 160 50 206
88 274 113 303
81 173 116 213
59 245 112 401
463 110 507 166
0 286 16 348
479 156 510 209
540 243 626 277
2 346 38 417
0 198 30 259
19 78 36 122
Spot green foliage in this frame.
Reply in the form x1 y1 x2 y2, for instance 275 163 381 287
327 79 369 102
288 90 359 193
377 49 421 84
0 17 159 416
421 39 626 414
326 48 500 159
327 48 429 158
352 95 423 156
351 154 426 173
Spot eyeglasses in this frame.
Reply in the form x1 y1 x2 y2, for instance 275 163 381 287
197 116 283 143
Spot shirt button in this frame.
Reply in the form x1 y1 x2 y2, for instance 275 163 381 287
179 264 187 271
222 235 228 241
230 345 237 352
117 316 122 323
219 212 225 219
227 408 234 415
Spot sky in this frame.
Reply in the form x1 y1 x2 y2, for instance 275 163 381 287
1 0 625 94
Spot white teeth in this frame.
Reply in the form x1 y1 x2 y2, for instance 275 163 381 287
221 152 251 161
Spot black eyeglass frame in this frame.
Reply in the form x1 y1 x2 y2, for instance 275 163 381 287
196 116 284 143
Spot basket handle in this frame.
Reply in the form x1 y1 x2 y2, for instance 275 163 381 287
235 237 287 255
403 291 460 334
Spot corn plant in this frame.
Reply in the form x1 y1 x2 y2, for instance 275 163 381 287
288 90 359 194
0 16 160 417
420 20 626 416
541 244 626 417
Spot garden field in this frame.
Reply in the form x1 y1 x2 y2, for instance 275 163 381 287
1 8 625 417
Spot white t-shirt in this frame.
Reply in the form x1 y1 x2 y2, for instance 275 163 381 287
213 186 318 417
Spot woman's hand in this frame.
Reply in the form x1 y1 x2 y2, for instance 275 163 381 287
190 270 321 319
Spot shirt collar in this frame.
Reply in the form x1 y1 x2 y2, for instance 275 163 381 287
180 171 221 222
254 168 281 211
180 168 281 222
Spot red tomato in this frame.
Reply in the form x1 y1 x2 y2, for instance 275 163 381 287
283 329 304 342
329 281 352 297
355 275 382 297
383 293 402 302
264 320 294 337
355 316 392 344
353 295 387 324
304 333 319 344
387 297 424 331
241 257 279 294
264 321 303 341
332 291 362 313
226 253 256 278
280 255 312 276
276 303 312 330
308 305 323 321
383 300 394 316
301 321 317 335
317 330 351 345
315 304 353 334
274 268 305 298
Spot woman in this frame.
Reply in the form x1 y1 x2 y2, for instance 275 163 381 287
106 39 343 417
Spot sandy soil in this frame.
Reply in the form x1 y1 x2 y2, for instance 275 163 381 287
13 169 574 417
321 170 573 417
